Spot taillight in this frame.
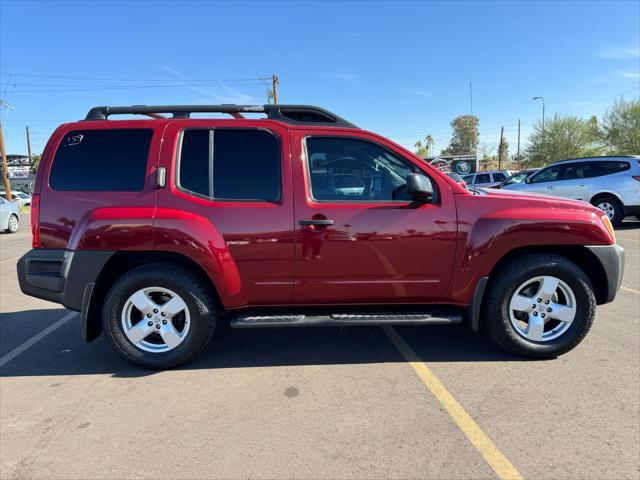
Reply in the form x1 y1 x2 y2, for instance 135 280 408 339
31 193 40 248
632 176 640 182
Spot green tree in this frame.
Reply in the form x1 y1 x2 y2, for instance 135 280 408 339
441 115 479 155
525 114 603 166
30 154 41 173
600 98 640 154
414 134 435 157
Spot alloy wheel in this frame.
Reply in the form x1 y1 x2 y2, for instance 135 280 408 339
508 275 576 342
121 287 191 353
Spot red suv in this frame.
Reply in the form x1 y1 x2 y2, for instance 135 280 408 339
18 104 624 369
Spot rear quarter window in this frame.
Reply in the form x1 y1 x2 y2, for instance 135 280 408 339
49 129 153 191
590 161 630 177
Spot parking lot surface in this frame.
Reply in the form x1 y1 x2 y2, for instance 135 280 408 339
1 213 639 479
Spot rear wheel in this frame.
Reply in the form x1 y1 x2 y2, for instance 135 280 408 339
592 194 623 226
5 214 18 233
485 253 595 358
102 263 217 369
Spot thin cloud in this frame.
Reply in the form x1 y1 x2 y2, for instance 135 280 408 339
594 69 640 82
598 44 639 59
410 89 431 97
160 65 260 104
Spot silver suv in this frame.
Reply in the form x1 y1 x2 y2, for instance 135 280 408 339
504 156 640 225
462 170 512 188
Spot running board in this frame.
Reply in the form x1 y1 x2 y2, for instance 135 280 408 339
231 311 463 328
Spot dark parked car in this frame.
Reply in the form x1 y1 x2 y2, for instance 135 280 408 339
18 104 624 369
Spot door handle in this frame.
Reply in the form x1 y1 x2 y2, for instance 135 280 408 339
299 219 334 226
545 185 553 189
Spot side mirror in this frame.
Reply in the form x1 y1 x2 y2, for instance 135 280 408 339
406 173 434 201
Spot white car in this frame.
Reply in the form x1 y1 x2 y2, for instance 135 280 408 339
462 170 512 188
0 190 31 208
503 156 640 225
0 197 20 233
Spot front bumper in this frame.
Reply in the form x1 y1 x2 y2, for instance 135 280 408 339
585 244 625 304
17 249 114 311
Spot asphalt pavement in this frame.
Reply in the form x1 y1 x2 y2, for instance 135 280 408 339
1 213 639 480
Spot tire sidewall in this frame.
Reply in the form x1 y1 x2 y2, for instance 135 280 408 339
593 195 623 225
495 262 593 356
103 270 213 369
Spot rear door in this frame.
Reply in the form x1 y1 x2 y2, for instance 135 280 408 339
552 162 591 200
155 121 295 307
290 130 457 305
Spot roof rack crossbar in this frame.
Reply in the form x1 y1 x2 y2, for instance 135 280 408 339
84 104 358 128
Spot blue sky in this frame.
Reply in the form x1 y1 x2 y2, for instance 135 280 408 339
1 0 639 156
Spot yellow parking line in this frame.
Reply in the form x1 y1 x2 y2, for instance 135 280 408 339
621 286 640 295
383 326 523 480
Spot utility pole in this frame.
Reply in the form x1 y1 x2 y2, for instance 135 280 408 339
517 119 521 169
0 123 11 200
26 126 32 163
498 126 504 170
272 74 279 104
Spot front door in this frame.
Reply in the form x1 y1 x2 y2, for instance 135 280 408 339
291 131 457 305
552 162 591 200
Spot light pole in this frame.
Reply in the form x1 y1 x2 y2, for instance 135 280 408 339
533 96 545 163
532 96 545 134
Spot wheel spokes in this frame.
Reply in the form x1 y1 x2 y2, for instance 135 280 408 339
548 303 576 324
510 293 534 312
159 323 182 349
537 276 559 301
161 296 187 319
525 315 545 341
129 290 157 316
126 321 154 344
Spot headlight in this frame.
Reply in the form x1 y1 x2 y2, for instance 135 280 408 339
601 215 616 243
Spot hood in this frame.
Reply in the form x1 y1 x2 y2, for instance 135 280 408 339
472 187 601 214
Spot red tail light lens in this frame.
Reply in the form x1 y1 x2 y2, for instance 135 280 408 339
31 193 40 248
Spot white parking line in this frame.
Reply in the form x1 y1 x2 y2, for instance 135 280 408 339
0 311 77 368
0 256 20 264
621 286 640 295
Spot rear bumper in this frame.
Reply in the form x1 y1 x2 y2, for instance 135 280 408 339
585 244 625 304
17 249 113 311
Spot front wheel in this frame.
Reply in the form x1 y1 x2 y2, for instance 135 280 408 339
484 253 595 358
102 263 217 369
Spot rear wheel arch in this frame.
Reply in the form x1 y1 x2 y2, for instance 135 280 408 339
85 250 223 342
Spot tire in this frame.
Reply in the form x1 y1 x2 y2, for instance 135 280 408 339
5 214 19 233
484 253 595 358
591 194 623 226
102 263 217 369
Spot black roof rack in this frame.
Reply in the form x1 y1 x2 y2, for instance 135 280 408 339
84 104 358 128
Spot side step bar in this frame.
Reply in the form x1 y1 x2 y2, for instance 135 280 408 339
231 311 463 328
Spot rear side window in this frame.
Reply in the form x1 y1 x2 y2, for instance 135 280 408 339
475 174 491 184
50 129 152 191
590 161 630 177
178 129 280 201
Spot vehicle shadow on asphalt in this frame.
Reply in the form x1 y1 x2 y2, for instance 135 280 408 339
0 311 525 378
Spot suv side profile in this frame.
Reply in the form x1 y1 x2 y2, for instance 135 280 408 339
462 170 512 188
503 156 640 225
18 105 624 369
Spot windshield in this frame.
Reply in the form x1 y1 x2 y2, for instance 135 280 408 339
503 171 530 186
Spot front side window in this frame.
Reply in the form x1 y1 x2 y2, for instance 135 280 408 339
305 137 419 202
529 165 561 183
50 129 153 191
493 173 507 182
178 129 280 201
